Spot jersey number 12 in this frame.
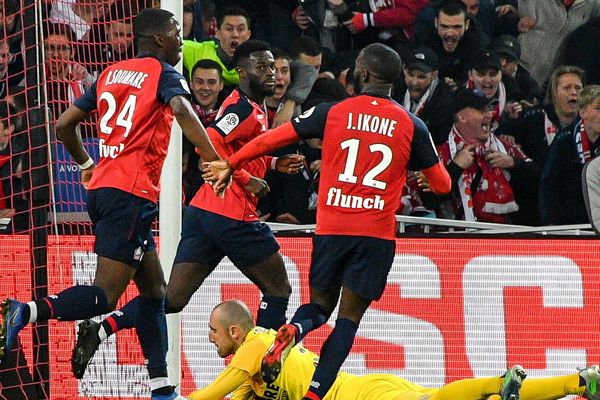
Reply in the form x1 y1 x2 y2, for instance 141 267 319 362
338 138 392 190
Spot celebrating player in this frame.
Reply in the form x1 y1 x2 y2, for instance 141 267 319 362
187 299 600 400
0 8 220 400
68 39 304 381
203 42 452 400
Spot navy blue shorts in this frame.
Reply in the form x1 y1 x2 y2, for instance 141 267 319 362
310 235 396 301
87 188 157 268
174 206 280 269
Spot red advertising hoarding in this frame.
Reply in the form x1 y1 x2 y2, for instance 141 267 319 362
2 235 599 399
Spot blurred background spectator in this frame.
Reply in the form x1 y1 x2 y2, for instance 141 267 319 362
516 0 600 88
539 84 600 225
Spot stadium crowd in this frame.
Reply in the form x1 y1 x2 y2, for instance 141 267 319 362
1 1 600 400
0 0 599 229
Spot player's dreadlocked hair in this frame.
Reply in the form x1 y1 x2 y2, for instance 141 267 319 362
232 39 271 68
359 43 401 84
133 8 175 45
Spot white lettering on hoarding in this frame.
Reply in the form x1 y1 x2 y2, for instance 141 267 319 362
62 246 593 397
463 256 585 378
71 251 149 397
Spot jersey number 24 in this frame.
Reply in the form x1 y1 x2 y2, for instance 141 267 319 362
99 92 137 138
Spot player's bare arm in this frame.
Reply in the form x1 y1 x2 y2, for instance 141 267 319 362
275 154 305 173
203 122 302 193
202 160 234 194
170 94 221 162
245 176 270 198
56 104 95 188
421 162 452 195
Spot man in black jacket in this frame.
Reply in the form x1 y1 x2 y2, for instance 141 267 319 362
394 45 454 145
413 0 488 88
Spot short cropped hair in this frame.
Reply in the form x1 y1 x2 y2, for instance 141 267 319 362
291 36 322 59
232 39 271 68
133 8 174 40
578 85 600 109
271 47 291 62
191 59 223 80
359 43 401 84
213 300 254 332
43 22 76 42
438 0 468 18
217 6 251 30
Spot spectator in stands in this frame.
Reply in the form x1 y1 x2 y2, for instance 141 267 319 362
434 88 539 224
394 45 454 145
265 49 293 126
0 101 22 221
493 34 542 104
539 85 600 226
182 6 252 87
291 36 323 73
0 38 10 100
415 0 495 47
414 0 489 89
268 44 319 128
557 15 600 86
43 22 94 119
517 0 600 87
183 59 226 204
189 59 224 127
465 51 525 132
49 0 111 41
183 0 214 41
498 65 585 170
0 0 24 90
336 0 428 49
78 3 137 78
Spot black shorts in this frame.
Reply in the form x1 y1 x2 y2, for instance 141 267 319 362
174 206 280 269
310 235 396 300
87 188 157 268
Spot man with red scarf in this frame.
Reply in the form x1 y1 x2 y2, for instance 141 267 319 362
465 51 524 133
540 85 600 225
435 87 539 224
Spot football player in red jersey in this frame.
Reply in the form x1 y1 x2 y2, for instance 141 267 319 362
204 43 451 400
63 40 305 385
0 8 220 400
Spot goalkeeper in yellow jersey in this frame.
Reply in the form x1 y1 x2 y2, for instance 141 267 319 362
188 300 600 400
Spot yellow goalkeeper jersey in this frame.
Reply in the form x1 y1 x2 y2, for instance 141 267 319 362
228 327 436 400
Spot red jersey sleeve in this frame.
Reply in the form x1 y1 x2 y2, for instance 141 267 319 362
421 162 451 195
204 127 253 186
228 122 300 170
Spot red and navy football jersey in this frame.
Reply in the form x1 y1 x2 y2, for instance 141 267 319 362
190 89 271 221
74 57 191 203
291 94 440 240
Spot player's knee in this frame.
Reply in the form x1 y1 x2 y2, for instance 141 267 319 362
165 298 185 314
263 281 291 298
104 298 119 313
139 280 166 299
